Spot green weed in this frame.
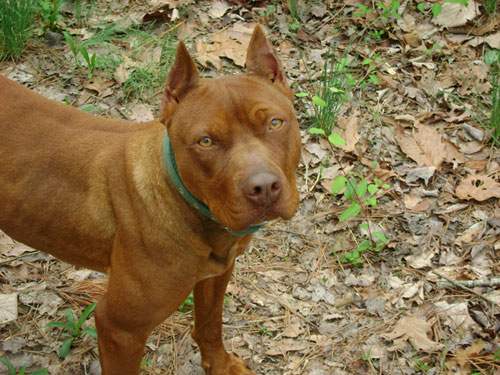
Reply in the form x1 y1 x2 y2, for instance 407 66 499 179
121 32 177 101
38 0 64 30
485 49 499 144
122 68 158 101
484 0 497 14
0 357 48 375
287 0 301 32
0 0 37 60
306 127 391 266
178 293 194 313
296 55 353 133
72 0 96 25
48 303 97 359
414 358 431 373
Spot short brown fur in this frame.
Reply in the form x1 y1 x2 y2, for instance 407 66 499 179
0 26 300 374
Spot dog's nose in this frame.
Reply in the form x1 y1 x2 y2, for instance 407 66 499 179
244 172 282 206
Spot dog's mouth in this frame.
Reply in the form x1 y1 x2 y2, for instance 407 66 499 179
210 195 298 233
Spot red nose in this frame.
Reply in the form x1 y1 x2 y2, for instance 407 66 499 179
243 172 282 207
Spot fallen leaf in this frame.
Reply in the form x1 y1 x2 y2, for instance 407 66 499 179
405 249 436 269
432 0 479 28
195 22 255 69
395 123 464 168
128 103 154 122
434 301 477 331
384 315 443 352
445 340 486 372
455 174 500 201
337 111 360 152
0 293 18 324
208 0 230 18
455 221 486 245
265 339 308 356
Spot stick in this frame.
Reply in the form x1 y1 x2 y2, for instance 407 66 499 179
437 277 500 289
431 271 499 307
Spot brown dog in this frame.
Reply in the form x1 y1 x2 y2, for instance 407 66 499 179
0 26 300 374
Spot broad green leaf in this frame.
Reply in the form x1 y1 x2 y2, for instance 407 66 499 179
83 327 97 339
0 357 16 373
339 202 361 221
484 50 499 65
77 303 97 330
365 197 377 207
328 132 346 147
373 231 389 243
367 184 378 194
295 92 309 97
47 321 67 328
342 250 362 265
431 3 442 17
359 222 369 231
382 183 391 190
344 179 355 200
331 176 347 195
445 0 468 5
32 370 49 375
312 95 327 108
416 2 426 12
356 179 368 197
308 127 326 136
368 74 380 85
328 86 344 94
58 337 74 359
356 240 372 253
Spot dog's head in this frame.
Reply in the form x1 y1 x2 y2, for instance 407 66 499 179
160 26 301 232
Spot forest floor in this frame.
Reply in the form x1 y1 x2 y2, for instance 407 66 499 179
0 0 499 374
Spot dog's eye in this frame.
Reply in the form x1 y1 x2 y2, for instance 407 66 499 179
198 136 213 147
269 118 285 130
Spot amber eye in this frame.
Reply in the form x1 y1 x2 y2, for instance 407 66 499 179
269 118 285 130
198 136 213 147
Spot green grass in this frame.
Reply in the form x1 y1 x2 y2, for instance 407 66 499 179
121 32 177 101
484 0 497 15
310 54 353 133
0 0 37 60
485 49 499 145
490 63 499 144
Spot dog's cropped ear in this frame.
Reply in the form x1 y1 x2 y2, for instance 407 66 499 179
245 25 291 97
160 41 199 124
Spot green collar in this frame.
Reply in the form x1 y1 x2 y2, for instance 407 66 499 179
162 133 262 237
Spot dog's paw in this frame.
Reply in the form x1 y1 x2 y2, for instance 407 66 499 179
202 353 255 375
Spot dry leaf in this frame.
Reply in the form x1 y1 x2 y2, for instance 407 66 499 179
455 174 500 201
265 339 308 356
128 103 154 122
208 0 230 18
0 293 18 324
432 0 479 28
385 316 443 352
395 123 464 168
445 340 486 373
337 112 360 152
195 22 255 69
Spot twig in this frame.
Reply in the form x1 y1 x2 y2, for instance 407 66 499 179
0 250 41 265
431 271 499 307
437 277 500 289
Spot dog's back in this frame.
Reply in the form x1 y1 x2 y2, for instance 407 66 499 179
0 76 153 270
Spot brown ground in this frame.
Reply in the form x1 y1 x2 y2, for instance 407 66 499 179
0 1 499 374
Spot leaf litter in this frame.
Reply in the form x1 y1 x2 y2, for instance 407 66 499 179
0 1 499 374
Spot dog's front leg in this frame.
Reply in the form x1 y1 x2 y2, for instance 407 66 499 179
192 261 255 375
95 239 195 375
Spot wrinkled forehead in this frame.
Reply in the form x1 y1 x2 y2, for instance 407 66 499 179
172 75 294 126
